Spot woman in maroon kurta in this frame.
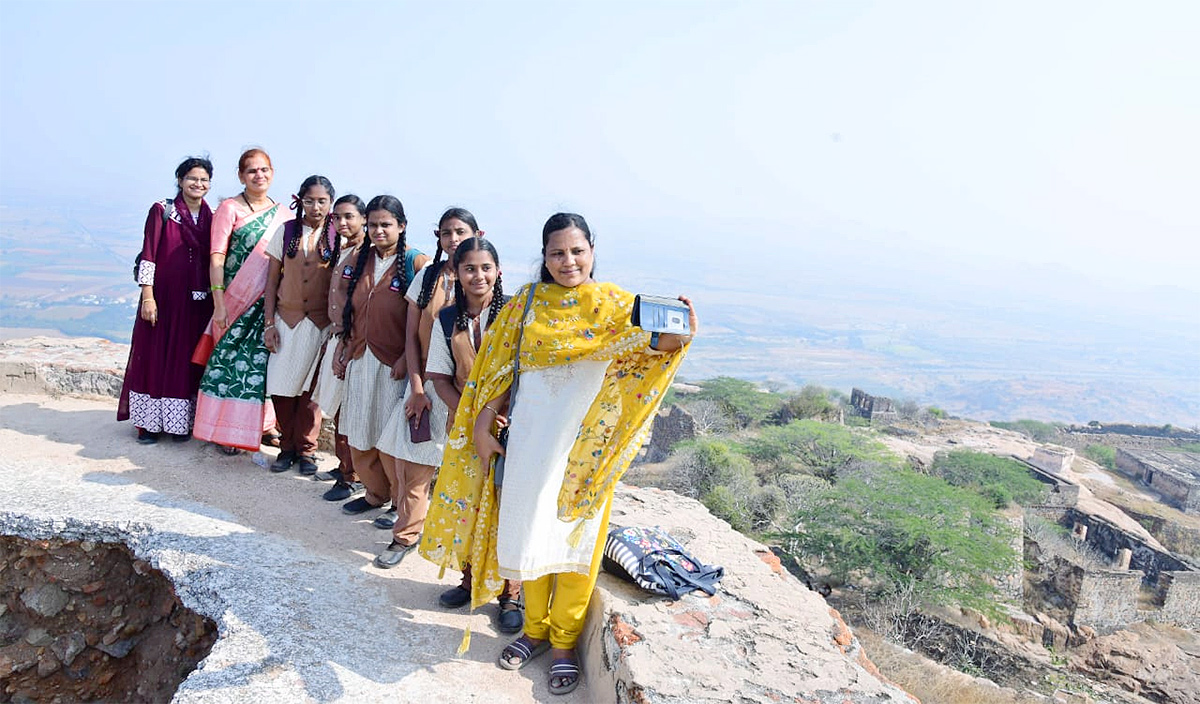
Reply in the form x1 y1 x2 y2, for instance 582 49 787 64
117 157 216 443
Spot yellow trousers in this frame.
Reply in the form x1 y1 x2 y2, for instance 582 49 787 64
522 498 613 650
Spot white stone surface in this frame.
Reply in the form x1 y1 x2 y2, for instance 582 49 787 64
0 392 596 703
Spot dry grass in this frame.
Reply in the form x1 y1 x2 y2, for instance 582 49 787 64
857 629 1041 704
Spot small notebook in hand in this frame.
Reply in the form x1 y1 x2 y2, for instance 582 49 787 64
409 409 431 443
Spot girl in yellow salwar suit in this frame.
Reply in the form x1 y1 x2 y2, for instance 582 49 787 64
419 213 696 696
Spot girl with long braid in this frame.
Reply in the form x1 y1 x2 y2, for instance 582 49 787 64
373 208 481 566
312 194 368 501
331 196 427 521
423 238 523 632
261 175 339 475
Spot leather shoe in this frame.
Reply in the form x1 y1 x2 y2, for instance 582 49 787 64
271 450 297 473
439 585 470 609
323 480 364 502
496 597 524 633
373 540 416 569
373 509 398 529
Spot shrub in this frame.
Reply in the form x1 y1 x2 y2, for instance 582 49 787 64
779 468 1019 610
772 385 841 424
744 420 899 481
1083 444 1116 469
930 450 1048 508
690 377 782 428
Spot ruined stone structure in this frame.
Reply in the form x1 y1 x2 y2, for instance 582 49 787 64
1115 448 1200 515
849 387 898 424
1029 446 1075 475
641 404 697 463
1024 503 1200 632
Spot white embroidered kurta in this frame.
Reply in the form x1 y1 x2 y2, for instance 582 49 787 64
496 359 612 580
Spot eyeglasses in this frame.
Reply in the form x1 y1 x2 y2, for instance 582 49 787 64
183 177 211 184
302 199 331 208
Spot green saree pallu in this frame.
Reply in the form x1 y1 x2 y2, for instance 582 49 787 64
193 203 290 451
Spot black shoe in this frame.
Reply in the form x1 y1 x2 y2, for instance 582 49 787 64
297 455 319 476
373 540 417 569
323 480 364 502
136 428 159 445
271 450 297 473
343 497 385 515
373 509 398 529
496 597 524 634
313 467 343 482
439 585 471 609
171 432 191 443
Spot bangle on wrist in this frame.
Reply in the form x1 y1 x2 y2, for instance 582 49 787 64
210 284 225 291
483 404 500 416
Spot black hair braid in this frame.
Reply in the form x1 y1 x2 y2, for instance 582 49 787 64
286 197 303 259
415 243 445 310
394 229 409 301
488 272 505 328
323 215 340 266
452 278 469 332
340 241 373 340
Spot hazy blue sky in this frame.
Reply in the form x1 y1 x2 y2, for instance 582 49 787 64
2 0 1198 298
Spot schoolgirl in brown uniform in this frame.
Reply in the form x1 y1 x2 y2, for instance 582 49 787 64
374 207 481 567
262 175 338 475
312 194 367 500
332 195 429 519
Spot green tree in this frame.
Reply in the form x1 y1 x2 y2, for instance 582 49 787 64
772 385 841 424
691 377 783 427
779 469 1019 611
745 420 899 480
929 450 1049 508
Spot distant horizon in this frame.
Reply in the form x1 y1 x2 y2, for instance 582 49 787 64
2 1 1196 424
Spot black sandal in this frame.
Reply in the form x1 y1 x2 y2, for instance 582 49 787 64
548 656 581 695
497 635 549 671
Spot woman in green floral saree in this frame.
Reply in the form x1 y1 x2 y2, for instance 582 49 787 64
192 149 292 452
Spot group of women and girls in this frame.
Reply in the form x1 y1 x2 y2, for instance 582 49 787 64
118 149 697 694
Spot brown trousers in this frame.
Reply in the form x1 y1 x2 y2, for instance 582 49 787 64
271 391 321 455
382 454 437 547
350 447 391 507
332 411 357 482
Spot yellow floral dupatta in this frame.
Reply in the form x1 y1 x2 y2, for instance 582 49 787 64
418 281 688 618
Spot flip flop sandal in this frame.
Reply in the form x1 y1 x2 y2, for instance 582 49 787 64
218 444 242 456
548 657 581 695
497 635 549 671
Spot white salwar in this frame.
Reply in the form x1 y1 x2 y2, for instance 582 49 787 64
496 359 613 580
265 315 326 396
339 253 405 451
311 343 342 417
376 380 450 465
264 224 330 397
341 348 405 451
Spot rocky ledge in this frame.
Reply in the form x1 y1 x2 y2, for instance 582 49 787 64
0 336 914 702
